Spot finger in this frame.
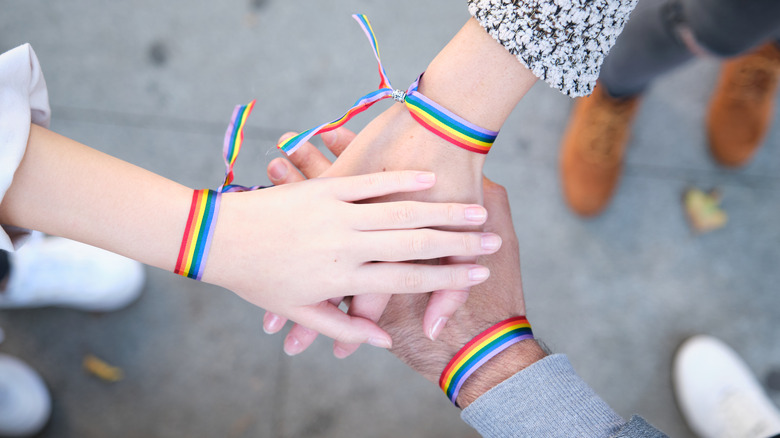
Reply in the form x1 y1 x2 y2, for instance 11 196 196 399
267 157 306 185
358 230 501 262
283 324 319 356
333 293 392 359
283 297 341 356
331 171 437 202
263 311 288 334
321 127 357 157
277 132 333 179
290 301 392 347
353 201 488 231
423 289 471 340
354 262 490 295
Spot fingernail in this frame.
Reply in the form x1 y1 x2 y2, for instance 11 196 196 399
415 172 436 184
429 317 448 340
268 162 288 181
465 206 487 222
321 130 337 146
368 337 392 349
469 266 490 282
263 314 282 334
333 345 350 359
481 234 502 251
284 336 302 356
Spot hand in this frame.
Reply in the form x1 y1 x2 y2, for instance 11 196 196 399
379 177 547 408
205 154 502 349
263 128 482 356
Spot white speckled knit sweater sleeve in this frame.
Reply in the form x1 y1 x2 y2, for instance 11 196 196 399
467 0 638 97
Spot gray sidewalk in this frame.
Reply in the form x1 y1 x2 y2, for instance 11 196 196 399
2 1 779 437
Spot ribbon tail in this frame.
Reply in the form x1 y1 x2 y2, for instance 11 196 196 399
278 88 393 155
221 100 256 191
352 14 392 90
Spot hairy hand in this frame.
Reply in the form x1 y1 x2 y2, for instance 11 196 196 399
379 178 545 408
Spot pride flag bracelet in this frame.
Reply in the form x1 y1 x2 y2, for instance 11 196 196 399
174 101 263 280
439 316 534 407
278 14 499 156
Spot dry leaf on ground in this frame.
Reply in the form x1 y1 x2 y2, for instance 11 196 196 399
683 187 728 234
83 354 124 382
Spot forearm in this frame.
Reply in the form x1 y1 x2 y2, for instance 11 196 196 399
0 124 191 271
419 18 537 134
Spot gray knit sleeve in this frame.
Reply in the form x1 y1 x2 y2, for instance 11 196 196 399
467 0 638 97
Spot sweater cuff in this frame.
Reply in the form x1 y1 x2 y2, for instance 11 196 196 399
0 44 51 251
467 0 638 97
461 354 625 437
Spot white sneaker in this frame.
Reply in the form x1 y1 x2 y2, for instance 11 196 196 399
0 234 145 311
0 353 51 437
674 335 780 438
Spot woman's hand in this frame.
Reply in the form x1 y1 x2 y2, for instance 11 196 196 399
204 163 502 349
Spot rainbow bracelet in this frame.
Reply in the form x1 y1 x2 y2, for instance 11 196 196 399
174 189 221 280
277 14 498 156
439 316 534 406
174 100 263 281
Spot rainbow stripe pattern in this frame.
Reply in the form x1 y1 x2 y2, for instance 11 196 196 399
174 101 265 281
405 75 497 154
439 316 533 406
174 189 222 280
277 14 497 155
221 100 256 190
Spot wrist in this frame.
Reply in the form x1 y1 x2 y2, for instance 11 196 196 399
419 18 537 133
456 339 547 408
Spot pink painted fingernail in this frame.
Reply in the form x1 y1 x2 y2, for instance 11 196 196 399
263 314 282 334
368 337 392 349
284 336 302 356
481 234 502 251
469 266 490 282
465 206 487 222
415 172 436 184
429 317 448 340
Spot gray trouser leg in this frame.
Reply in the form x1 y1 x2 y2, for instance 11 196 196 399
599 0 780 98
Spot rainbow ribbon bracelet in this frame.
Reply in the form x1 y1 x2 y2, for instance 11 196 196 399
174 100 264 280
277 14 498 156
439 316 534 406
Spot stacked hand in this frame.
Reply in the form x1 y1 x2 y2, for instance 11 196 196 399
263 114 485 357
266 126 546 407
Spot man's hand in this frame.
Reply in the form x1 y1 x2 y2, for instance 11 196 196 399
379 178 547 408
266 128 547 407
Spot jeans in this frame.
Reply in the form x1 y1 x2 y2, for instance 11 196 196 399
0 250 8 282
600 0 780 97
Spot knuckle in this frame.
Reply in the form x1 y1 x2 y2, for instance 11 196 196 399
446 204 457 223
364 172 384 188
461 233 475 252
409 233 432 255
391 203 417 225
448 267 464 287
401 269 426 290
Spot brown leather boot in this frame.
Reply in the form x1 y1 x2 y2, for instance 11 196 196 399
560 84 641 217
708 42 780 167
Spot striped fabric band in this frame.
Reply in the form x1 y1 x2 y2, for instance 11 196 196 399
277 14 498 155
221 100 256 190
439 316 533 406
174 189 221 280
174 100 265 281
